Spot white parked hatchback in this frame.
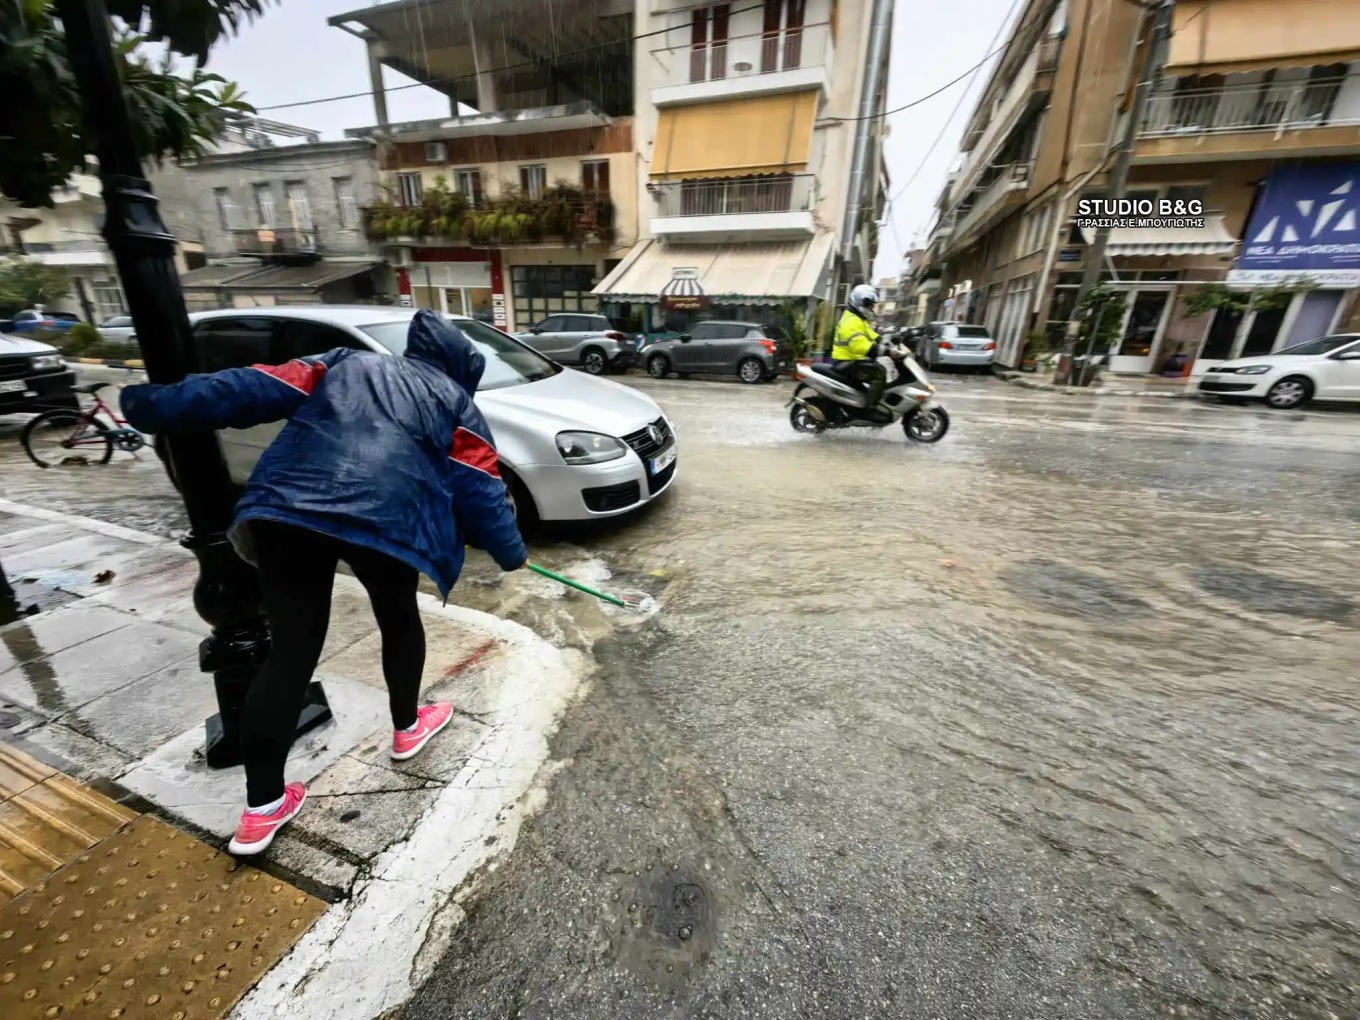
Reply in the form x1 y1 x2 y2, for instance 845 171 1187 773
1196 333 1360 409
170 307 678 525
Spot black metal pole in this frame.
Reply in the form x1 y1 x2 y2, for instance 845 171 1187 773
53 0 330 768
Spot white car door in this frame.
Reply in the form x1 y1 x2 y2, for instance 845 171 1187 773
1314 338 1360 400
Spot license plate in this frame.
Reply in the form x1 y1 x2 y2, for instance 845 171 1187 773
650 445 676 474
957 344 980 351
0 380 25 393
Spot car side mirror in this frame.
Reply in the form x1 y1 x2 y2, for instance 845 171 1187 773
679 334 692 342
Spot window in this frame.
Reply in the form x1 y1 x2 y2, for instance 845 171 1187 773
100 315 132 329
954 326 992 338
581 160 610 200
91 280 126 321
359 318 561 391
273 320 366 361
285 182 313 231
397 172 423 207
519 165 547 200
333 177 358 229
194 317 276 372
213 188 234 231
252 184 276 229
536 316 567 332
453 169 484 207
511 265 598 325
690 4 731 82
1278 334 1358 356
1164 185 1207 210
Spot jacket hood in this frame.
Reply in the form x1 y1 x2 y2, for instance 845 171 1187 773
404 309 486 391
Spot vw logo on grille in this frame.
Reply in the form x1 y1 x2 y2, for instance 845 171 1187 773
647 424 663 446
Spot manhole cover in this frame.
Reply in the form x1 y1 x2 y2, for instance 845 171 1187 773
619 867 716 983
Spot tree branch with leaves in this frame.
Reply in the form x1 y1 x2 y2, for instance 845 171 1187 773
0 0 262 208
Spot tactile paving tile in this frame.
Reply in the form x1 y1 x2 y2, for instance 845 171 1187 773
0 813 326 1019
0 747 136 907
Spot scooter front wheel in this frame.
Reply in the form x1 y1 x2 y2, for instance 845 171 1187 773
789 402 825 434
903 406 949 443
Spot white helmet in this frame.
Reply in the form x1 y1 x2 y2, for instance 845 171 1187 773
848 283 878 321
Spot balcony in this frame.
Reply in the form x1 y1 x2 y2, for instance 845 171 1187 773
648 174 815 242
945 164 1031 254
20 240 112 267
233 227 320 262
363 184 615 247
651 24 834 108
1136 76 1360 162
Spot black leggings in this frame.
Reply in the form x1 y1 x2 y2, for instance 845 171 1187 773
244 520 424 806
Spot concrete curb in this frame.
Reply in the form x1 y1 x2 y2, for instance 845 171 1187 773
994 370 1196 400
72 356 144 368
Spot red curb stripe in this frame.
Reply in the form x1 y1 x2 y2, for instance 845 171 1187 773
442 638 498 679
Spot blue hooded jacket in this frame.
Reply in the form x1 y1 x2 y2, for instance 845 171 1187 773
120 310 527 596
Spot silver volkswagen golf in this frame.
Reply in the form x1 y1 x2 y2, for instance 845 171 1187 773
167 307 677 527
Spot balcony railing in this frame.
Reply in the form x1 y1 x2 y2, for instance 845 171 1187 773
949 163 1031 246
20 240 108 253
233 227 318 258
653 23 831 89
1140 78 1358 137
651 175 815 218
363 188 615 247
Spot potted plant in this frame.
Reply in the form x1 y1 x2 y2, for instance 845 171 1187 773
1022 328 1050 373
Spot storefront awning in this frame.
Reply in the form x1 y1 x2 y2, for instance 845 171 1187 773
592 235 834 305
1079 215 1238 256
1167 0 1360 74
223 261 381 290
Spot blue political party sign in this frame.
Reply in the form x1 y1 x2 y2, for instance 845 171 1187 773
1230 161 1360 285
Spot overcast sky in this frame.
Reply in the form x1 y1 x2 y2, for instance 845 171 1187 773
202 0 1020 281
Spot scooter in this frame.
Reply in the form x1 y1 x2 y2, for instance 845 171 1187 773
786 340 950 443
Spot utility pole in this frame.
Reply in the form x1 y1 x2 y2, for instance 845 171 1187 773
1061 0 1174 385
53 0 332 767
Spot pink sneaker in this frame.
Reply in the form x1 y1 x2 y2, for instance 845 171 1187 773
228 782 306 856
392 702 454 761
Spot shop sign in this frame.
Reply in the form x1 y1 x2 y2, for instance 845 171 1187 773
1235 161 1360 283
660 267 710 311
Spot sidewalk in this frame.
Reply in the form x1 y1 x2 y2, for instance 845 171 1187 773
0 499 589 1018
995 369 1198 399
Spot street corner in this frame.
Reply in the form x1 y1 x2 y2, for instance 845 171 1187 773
0 743 326 1020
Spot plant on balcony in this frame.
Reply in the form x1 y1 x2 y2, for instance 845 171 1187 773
362 179 615 247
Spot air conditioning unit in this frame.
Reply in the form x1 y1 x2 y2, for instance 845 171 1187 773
425 141 448 163
387 247 413 269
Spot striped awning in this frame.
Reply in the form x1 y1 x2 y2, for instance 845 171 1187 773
1080 215 1238 256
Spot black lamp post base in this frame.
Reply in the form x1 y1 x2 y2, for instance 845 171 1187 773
203 681 334 770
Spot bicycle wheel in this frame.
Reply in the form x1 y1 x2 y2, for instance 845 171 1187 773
21 409 114 468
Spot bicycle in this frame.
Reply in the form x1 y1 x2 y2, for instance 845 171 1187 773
21 382 146 468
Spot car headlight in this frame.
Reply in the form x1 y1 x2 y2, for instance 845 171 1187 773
1236 365 1272 375
556 431 627 465
31 354 65 371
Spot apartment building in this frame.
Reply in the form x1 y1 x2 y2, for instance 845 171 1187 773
594 0 891 333
161 130 387 310
0 174 129 323
330 0 637 333
921 0 1360 374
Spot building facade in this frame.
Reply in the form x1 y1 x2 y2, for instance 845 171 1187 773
161 132 389 310
594 0 891 334
331 0 637 333
919 0 1360 374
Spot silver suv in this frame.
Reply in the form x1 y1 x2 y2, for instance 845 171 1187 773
515 313 636 375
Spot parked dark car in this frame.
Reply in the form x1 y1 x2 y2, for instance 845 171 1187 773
0 332 79 414
643 321 791 384
514 313 636 375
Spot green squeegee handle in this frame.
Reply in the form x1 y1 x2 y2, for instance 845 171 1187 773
527 562 627 607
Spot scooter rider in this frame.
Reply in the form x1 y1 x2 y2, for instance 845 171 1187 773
832 284 893 408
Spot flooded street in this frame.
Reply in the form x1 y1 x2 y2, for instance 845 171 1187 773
4 372 1359 1018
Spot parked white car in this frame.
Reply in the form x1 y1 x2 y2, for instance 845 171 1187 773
97 315 138 345
164 307 677 525
916 322 998 370
1196 333 1360 409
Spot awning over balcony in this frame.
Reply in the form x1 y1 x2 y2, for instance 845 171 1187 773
651 92 818 179
180 261 381 291
592 235 834 304
1167 0 1360 74
1079 215 1238 256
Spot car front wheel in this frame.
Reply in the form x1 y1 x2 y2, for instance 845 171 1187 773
1265 375 1312 409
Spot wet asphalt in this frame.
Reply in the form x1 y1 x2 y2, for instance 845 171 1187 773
4 370 1359 1019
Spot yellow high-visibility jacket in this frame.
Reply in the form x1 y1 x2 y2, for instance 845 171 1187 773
831 310 878 361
